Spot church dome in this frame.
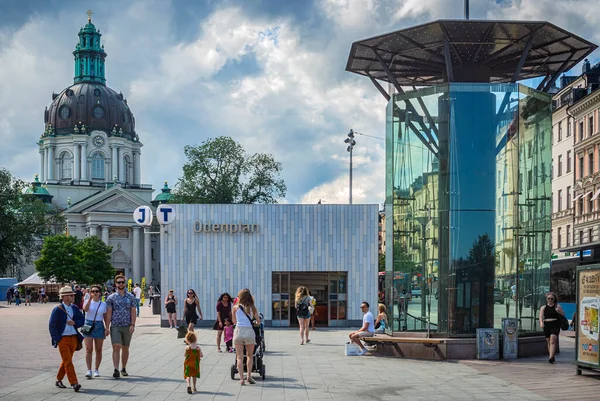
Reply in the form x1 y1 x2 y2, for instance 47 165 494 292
45 83 136 140
42 13 137 142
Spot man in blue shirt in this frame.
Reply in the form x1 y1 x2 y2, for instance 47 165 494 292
106 274 136 378
48 286 85 392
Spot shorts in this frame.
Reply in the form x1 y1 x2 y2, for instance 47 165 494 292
543 321 561 338
26 295 31 301
83 320 106 339
110 325 133 346
357 331 375 338
233 326 256 345
166 306 176 314
186 315 198 326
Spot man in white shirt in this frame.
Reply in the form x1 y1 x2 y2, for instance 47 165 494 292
133 283 142 317
348 301 375 356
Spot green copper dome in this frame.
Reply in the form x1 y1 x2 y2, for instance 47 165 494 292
24 175 53 204
73 12 107 85
152 181 174 207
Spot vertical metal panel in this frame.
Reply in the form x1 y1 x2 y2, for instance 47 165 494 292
160 204 378 323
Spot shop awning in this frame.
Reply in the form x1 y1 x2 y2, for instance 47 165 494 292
572 194 583 203
591 188 600 201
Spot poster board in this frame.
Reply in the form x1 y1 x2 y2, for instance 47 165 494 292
577 267 600 366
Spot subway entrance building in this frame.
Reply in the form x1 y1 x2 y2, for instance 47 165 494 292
159 204 378 327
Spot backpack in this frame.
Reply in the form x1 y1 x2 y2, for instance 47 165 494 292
296 297 310 317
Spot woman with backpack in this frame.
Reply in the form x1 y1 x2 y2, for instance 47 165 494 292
295 286 311 345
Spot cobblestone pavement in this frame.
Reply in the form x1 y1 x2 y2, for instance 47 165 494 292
0 302 598 400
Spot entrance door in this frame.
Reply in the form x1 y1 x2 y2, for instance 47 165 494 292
329 273 347 327
272 273 290 327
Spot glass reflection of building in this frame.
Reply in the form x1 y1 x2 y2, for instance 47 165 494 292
349 20 596 337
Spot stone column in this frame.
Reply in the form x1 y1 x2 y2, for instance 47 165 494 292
39 149 45 181
132 226 141 283
119 148 126 183
101 225 110 245
81 143 88 181
73 144 80 180
133 151 141 185
47 146 55 180
111 146 118 181
89 224 98 237
144 229 152 284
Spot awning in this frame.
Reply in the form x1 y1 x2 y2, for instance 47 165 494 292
572 194 583 203
591 188 600 201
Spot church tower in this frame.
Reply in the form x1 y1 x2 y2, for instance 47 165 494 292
38 12 152 209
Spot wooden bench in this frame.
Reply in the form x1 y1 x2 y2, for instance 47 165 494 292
363 336 446 359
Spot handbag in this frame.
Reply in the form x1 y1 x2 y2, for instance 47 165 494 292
177 324 188 339
80 301 102 334
559 312 570 331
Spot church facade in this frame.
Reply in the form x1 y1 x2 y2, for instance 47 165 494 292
30 15 160 285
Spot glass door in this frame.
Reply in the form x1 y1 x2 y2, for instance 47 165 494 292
328 273 347 327
272 272 290 327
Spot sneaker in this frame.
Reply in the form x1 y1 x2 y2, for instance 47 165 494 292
358 348 369 356
120 368 129 377
85 370 92 378
113 369 120 378
93 370 100 377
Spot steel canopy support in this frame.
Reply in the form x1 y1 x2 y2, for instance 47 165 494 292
444 37 454 82
511 36 534 83
412 86 439 141
541 54 574 92
366 72 391 101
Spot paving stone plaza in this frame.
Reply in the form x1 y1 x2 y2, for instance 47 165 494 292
1 303 599 400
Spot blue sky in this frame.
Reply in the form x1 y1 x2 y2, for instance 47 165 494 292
0 0 599 205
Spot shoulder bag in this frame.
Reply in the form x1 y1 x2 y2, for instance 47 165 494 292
80 301 101 334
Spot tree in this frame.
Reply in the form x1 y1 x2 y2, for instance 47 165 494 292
0 168 65 278
35 235 79 283
76 236 115 284
174 136 287 204
35 235 114 284
378 253 385 272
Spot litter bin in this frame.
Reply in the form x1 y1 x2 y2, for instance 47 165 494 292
152 295 161 315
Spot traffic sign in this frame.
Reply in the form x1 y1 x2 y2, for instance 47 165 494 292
156 204 175 225
133 206 153 226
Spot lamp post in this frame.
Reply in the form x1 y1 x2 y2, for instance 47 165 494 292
344 129 357 204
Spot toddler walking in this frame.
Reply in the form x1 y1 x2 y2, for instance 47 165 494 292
223 318 234 352
183 332 203 394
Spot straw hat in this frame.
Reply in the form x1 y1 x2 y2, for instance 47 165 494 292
59 286 75 297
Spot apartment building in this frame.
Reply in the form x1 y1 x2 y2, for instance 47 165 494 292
572 64 600 245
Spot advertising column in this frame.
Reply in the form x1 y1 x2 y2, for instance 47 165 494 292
576 267 600 368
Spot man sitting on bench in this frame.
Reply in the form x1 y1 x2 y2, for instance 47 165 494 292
348 301 375 355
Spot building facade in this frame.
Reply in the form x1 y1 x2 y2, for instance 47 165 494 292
572 64 600 246
24 15 159 284
160 204 379 327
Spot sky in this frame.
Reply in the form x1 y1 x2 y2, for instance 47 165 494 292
0 0 599 206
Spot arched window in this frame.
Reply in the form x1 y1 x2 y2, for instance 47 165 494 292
59 151 72 180
92 152 105 179
123 155 132 183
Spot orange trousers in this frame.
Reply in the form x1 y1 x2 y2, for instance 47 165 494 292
57 335 79 385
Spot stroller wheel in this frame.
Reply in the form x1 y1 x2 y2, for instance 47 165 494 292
260 364 266 380
230 364 236 380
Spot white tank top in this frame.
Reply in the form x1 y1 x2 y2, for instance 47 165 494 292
235 306 253 327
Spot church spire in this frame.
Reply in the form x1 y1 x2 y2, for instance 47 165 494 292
73 10 107 85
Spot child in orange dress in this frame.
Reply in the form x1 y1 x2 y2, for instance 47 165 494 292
183 331 203 394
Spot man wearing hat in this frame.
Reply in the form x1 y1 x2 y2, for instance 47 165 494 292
48 286 85 392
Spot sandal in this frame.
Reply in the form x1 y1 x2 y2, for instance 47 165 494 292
239 379 245 386
217 348 223 353
306 339 311 343
247 376 256 384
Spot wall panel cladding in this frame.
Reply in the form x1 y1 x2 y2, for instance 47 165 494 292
161 204 379 324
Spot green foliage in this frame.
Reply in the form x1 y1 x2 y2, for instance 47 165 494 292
392 242 419 276
0 168 65 278
378 253 385 272
35 235 114 284
174 136 287 204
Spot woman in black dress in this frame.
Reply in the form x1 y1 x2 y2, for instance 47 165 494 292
539 291 565 363
213 293 232 352
164 290 178 329
183 289 203 332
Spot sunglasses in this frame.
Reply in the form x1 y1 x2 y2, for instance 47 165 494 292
91 290 100 293
188 292 194 295
116 281 125 284
547 297 555 301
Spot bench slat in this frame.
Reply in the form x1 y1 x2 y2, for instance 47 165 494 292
363 337 443 344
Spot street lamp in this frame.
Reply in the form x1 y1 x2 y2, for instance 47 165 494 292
344 129 357 204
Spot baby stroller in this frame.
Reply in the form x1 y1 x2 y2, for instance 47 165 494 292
230 314 266 381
